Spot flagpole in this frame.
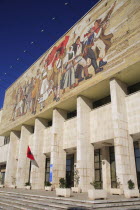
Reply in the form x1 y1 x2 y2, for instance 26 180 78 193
28 160 31 184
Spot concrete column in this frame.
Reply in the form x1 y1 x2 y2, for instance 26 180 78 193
77 96 94 192
31 118 47 189
110 78 137 190
51 109 67 188
102 147 111 192
5 131 20 187
16 125 33 188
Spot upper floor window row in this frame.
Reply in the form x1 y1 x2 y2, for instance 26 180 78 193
127 82 140 95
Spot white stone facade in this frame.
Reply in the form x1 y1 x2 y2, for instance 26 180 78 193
0 82 140 193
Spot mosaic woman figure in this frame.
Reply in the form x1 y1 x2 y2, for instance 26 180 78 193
38 68 53 111
61 46 75 93
31 69 41 114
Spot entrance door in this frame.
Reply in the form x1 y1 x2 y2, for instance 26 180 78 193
1 172 5 185
66 154 74 188
45 158 50 183
109 146 117 188
134 141 140 190
0 164 6 185
94 149 102 189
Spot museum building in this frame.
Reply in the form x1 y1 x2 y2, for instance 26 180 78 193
0 0 140 195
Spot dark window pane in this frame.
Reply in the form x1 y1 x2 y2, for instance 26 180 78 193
112 181 117 188
95 170 100 181
67 110 77 119
128 82 140 94
94 162 100 169
66 154 74 188
93 96 111 109
109 146 117 188
66 159 71 165
45 158 50 183
66 165 71 171
135 149 140 158
95 154 99 162
48 121 52 127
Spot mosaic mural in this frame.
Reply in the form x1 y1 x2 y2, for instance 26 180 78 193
11 2 116 121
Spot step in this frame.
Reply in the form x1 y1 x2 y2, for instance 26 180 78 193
0 201 30 210
0 193 91 210
3 192 140 209
0 197 57 210
2 190 140 206
0 196 68 210
92 201 140 209
10 194 92 208
1 190 140 209
0 191 93 208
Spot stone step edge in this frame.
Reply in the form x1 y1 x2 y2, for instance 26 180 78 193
2 194 140 209
1 195 140 210
0 196 68 210
0 193 92 208
0 201 28 210
0 190 140 205
1 193 140 208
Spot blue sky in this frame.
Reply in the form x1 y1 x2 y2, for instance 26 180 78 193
0 0 99 108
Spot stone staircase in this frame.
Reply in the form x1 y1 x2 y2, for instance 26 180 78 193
0 190 140 209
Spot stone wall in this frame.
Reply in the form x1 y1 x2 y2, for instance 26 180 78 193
0 143 9 163
0 0 140 135
126 91 140 135
63 117 77 149
90 103 114 143
43 127 52 154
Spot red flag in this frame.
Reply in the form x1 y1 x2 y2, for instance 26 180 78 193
56 35 69 55
45 35 69 67
27 146 35 160
45 46 57 66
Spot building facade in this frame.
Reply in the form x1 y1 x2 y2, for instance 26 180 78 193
0 0 140 194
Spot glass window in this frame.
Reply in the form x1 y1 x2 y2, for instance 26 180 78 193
67 110 77 119
1 172 5 185
0 164 6 185
134 140 140 190
109 146 117 188
94 154 99 162
93 96 111 109
135 149 140 158
48 121 52 127
45 158 50 183
94 162 100 169
128 82 140 94
95 170 100 181
94 149 102 189
66 154 74 188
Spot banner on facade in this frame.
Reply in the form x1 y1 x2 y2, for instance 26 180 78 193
49 164 53 182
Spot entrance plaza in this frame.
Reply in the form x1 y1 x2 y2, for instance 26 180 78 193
0 188 140 209
0 0 140 202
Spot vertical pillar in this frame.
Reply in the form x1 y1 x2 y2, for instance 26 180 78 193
110 78 137 190
5 131 20 187
128 135 137 183
102 147 111 192
51 109 67 188
16 125 33 188
77 96 94 192
31 118 47 189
